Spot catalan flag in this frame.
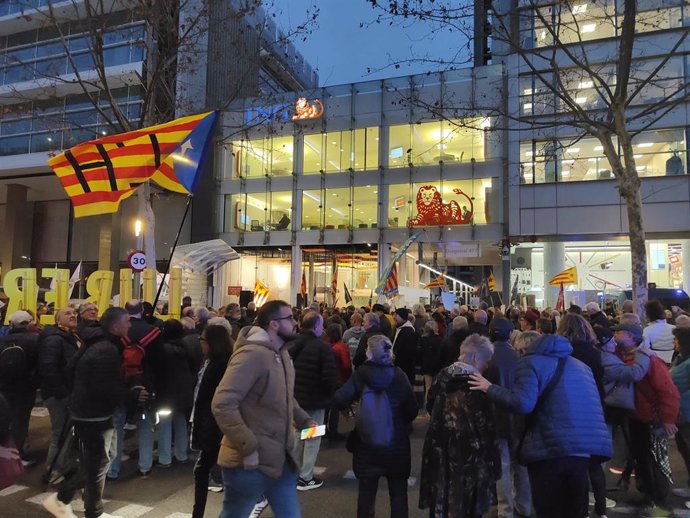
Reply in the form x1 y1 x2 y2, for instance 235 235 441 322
253 279 270 307
384 262 399 297
300 268 308 305
425 272 447 290
549 266 578 286
487 271 496 292
48 112 218 217
330 257 338 305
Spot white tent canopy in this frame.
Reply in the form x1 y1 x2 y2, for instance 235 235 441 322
170 239 240 274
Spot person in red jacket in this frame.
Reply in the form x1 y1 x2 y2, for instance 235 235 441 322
325 324 352 440
615 322 680 516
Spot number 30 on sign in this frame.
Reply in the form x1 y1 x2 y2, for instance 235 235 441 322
128 250 147 272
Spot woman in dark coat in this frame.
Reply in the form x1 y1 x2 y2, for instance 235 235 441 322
419 320 443 403
420 333 500 518
190 324 233 518
333 335 418 518
157 319 198 467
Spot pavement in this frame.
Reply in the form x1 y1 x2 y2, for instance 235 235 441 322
7 404 690 518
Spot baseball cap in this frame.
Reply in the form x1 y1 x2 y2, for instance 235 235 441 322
8 310 32 327
613 322 643 342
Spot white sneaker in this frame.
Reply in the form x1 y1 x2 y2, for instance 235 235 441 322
248 498 269 518
42 493 77 518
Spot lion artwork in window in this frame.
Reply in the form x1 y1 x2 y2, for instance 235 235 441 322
292 98 324 120
409 185 474 226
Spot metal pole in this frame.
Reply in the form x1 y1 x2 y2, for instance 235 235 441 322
153 196 192 310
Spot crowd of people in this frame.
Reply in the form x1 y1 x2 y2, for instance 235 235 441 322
1 295 690 518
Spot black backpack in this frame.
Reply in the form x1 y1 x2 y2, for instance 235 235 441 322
0 341 28 385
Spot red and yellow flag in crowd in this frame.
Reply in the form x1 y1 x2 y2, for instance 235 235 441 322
487 271 497 292
253 279 271 307
549 266 578 286
426 271 447 290
384 262 399 297
48 112 217 217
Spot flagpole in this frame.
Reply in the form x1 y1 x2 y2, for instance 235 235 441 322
153 195 192 310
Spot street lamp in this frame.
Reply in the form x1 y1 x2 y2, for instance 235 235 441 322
135 219 142 238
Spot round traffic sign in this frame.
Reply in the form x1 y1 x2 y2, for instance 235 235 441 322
128 250 147 272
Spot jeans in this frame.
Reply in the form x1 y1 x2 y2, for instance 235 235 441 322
496 438 532 518
295 408 325 480
158 411 189 465
1 390 36 457
527 456 590 518
219 461 301 518
108 406 154 477
45 396 70 472
193 447 219 518
57 419 115 518
357 476 408 518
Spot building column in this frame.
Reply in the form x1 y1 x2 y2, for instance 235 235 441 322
0 185 30 281
290 244 302 307
98 212 122 293
682 240 690 293
543 242 565 308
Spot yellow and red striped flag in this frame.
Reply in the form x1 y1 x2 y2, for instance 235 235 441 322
549 266 578 286
253 279 271 307
48 112 217 217
330 257 338 305
487 271 496 292
384 262 399 297
300 268 308 304
425 271 447 290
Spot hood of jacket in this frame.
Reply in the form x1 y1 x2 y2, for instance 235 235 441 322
234 326 279 352
358 361 396 391
525 333 572 358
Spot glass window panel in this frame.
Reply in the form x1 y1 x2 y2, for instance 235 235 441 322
103 44 131 66
304 133 324 174
226 194 247 232
353 185 378 228
325 187 352 228
302 189 322 230
387 184 411 227
64 128 95 147
1 117 31 135
232 136 294 177
402 180 487 226
270 135 293 175
4 63 33 83
35 41 64 58
388 124 411 168
324 131 350 173
30 132 61 153
245 192 268 231
633 129 686 177
35 56 66 77
269 191 292 230
0 135 30 155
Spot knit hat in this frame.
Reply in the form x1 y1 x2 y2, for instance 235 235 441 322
522 310 539 327
613 322 643 342
489 317 513 340
394 307 409 320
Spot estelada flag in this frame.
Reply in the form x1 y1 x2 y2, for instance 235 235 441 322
549 266 578 286
384 262 399 297
253 279 270 307
487 271 497 292
48 111 218 217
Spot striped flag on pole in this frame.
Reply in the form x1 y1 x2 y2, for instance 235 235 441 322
330 257 338 306
384 262 399 297
343 283 353 304
549 267 578 286
487 271 496 292
48 112 217 217
253 279 270 307
300 268 308 305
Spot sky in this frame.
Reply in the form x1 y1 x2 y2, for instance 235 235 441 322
270 0 468 87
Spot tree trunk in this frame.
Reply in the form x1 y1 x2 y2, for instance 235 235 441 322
621 178 648 322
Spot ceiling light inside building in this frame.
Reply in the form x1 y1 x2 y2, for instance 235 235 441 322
524 103 533 110
562 159 575 164
578 81 594 89
637 142 654 148
575 97 587 104
523 88 533 95
581 24 597 33
572 4 588 14
561 169 570 176
566 147 580 153
594 145 603 152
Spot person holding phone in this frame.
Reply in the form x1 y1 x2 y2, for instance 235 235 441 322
212 301 314 518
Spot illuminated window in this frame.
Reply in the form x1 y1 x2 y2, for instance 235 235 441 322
232 136 293 177
388 180 492 226
353 185 379 228
388 119 486 168
303 127 379 174
302 190 323 230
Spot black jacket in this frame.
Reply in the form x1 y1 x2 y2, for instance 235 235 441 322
467 322 490 337
0 328 40 393
68 333 126 421
288 330 337 410
393 324 419 384
439 329 469 368
333 361 418 478
484 340 523 440
38 326 80 400
157 338 197 414
589 311 612 329
419 334 443 376
570 338 605 402
191 353 230 451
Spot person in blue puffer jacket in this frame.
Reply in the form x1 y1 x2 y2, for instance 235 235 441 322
671 326 690 494
469 332 612 518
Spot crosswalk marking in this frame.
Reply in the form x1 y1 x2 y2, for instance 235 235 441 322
0 484 27 496
166 513 192 518
25 491 54 504
113 503 154 518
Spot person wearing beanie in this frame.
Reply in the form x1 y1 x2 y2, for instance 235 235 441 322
372 304 393 339
519 310 539 332
484 318 532 518
333 335 417 518
392 308 419 385
671 327 690 498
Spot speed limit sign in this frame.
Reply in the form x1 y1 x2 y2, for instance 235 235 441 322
128 250 147 272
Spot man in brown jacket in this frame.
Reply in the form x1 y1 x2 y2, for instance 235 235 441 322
212 300 314 518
